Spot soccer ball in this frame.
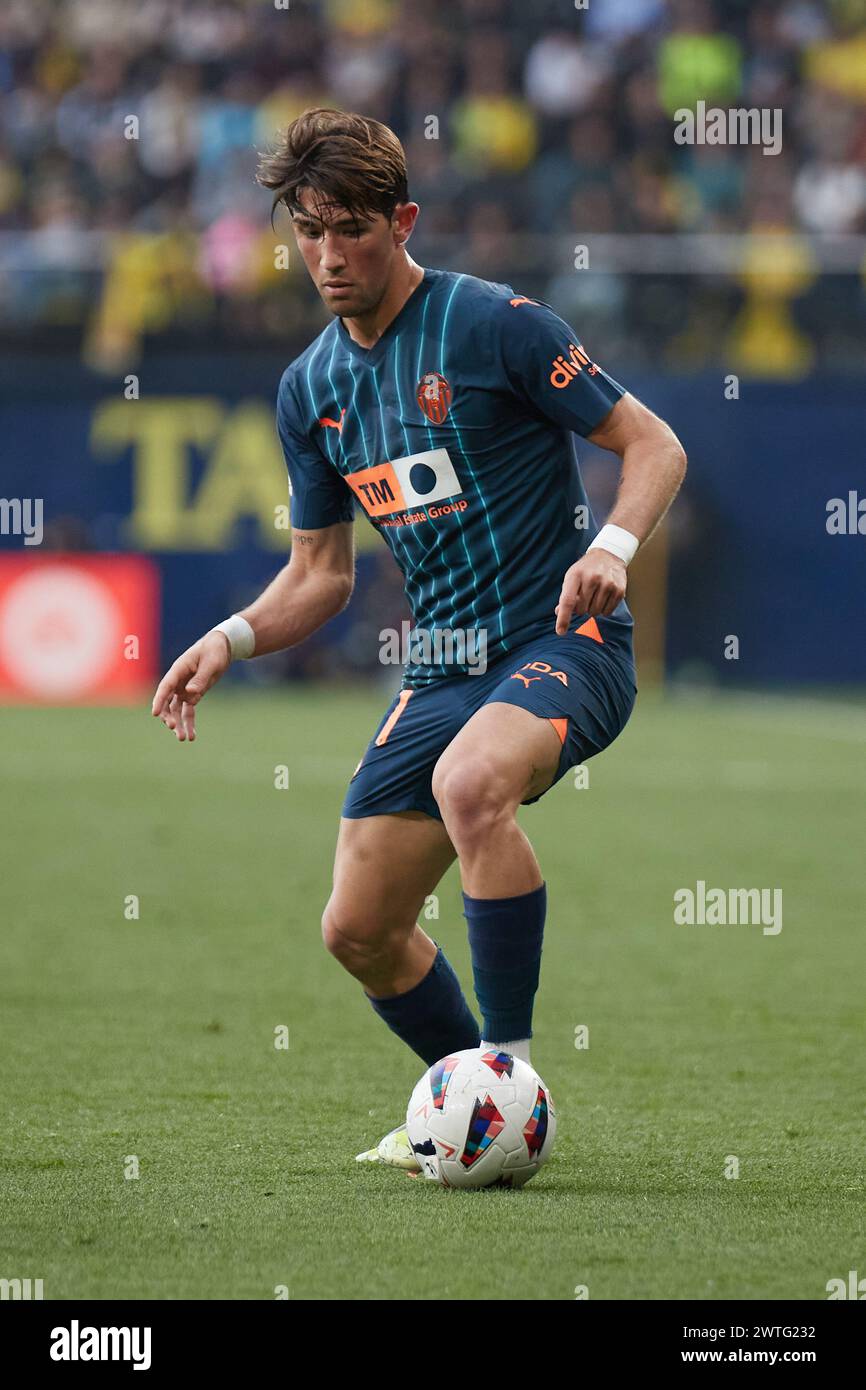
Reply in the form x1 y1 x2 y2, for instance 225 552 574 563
406 1047 556 1189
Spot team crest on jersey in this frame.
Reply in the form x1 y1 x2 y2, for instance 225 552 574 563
416 372 452 424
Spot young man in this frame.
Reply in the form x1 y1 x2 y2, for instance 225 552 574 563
151 108 686 1170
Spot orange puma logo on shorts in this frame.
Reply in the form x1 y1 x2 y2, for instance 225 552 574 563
511 661 569 687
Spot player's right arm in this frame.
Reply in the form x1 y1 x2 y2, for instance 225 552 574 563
231 521 354 656
152 365 356 741
151 521 354 740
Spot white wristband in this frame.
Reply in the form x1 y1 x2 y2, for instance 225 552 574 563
587 524 639 567
211 614 256 661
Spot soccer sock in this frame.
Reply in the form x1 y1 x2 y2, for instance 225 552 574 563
480 1037 532 1065
464 882 546 1050
366 946 480 1067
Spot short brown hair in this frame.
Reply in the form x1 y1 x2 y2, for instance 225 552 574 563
256 107 409 227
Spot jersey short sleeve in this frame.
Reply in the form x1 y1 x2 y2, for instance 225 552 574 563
493 295 626 437
276 369 355 529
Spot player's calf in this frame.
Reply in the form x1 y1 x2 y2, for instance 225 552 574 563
321 901 479 1066
322 812 479 1067
321 902 433 996
432 704 561 1065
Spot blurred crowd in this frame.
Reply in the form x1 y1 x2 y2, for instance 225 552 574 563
1 0 865 372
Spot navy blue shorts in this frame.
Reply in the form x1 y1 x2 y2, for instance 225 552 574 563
342 615 637 821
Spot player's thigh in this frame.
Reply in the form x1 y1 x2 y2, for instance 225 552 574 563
432 702 563 816
325 810 456 945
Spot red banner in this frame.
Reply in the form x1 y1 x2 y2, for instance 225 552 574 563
0 554 160 705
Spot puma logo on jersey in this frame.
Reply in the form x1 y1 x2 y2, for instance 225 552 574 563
318 407 346 433
509 295 539 307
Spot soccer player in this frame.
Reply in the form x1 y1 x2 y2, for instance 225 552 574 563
151 109 686 1171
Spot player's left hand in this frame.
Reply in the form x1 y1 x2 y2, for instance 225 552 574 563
554 549 627 634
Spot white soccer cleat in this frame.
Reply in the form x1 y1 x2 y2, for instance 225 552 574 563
355 1124 421 1171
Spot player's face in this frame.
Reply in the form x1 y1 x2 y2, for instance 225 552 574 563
290 188 410 318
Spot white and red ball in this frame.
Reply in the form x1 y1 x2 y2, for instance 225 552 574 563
406 1047 556 1189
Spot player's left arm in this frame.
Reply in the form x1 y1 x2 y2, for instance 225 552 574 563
555 393 687 631
494 295 686 628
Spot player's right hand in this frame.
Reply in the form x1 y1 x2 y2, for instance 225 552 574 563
151 632 230 742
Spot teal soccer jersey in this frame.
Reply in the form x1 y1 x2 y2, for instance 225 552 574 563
276 267 632 687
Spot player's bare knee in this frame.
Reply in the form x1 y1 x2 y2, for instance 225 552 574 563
321 902 364 963
321 900 398 971
432 759 512 842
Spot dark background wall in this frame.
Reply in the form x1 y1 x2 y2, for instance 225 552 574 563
2 355 863 686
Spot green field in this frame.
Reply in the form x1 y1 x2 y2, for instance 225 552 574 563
1 686 863 1301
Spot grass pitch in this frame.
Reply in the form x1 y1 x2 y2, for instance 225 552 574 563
1 685 863 1300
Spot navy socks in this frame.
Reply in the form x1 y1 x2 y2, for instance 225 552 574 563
366 947 480 1066
463 883 546 1043
366 886 547 1065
